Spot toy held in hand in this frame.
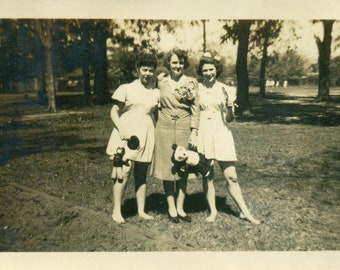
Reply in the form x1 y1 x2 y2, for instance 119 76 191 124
111 135 140 183
126 135 140 150
171 144 213 178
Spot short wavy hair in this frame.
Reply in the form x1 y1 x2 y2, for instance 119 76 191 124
163 48 190 70
196 53 223 78
135 51 158 69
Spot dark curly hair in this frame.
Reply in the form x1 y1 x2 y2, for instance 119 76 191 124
135 51 158 69
163 48 190 70
196 53 223 78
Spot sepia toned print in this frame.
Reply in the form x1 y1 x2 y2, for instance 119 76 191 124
0 1 339 270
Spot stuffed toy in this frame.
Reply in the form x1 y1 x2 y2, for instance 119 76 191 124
171 144 213 178
110 135 140 183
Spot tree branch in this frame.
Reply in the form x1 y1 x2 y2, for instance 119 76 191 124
314 34 322 52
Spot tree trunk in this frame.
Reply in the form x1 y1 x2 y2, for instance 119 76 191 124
36 20 57 112
259 35 269 97
36 61 47 105
236 20 252 115
34 25 47 105
93 26 109 105
315 20 334 102
45 49 56 112
202 20 207 53
80 21 92 105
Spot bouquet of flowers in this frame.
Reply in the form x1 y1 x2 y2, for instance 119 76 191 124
173 80 196 104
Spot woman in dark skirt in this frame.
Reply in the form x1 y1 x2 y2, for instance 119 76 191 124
151 49 199 223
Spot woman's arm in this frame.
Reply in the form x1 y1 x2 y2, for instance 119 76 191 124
110 101 129 140
189 79 200 130
189 80 200 149
222 84 236 122
225 105 234 122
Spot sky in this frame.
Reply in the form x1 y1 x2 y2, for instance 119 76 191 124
1 0 339 65
156 20 340 65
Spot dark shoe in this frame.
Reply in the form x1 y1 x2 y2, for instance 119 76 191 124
168 215 180 223
178 214 192 223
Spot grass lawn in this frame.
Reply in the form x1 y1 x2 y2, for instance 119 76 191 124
0 86 339 254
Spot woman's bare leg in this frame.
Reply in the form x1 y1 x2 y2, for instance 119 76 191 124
134 162 154 220
176 178 188 217
163 181 178 217
112 179 128 223
167 195 177 217
136 183 154 220
203 177 217 222
220 161 260 224
112 165 130 224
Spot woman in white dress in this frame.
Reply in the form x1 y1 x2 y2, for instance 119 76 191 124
196 53 260 224
106 52 159 224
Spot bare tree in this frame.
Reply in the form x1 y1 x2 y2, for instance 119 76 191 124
314 20 335 102
202 20 207 53
222 20 255 115
36 19 57 112
253 20 283 97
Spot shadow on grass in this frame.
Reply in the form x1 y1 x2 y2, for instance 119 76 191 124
0 128 101 165
0 93 93 120
3 92 340 127
1 91 339 165
122 192 237 219
237 93 340 126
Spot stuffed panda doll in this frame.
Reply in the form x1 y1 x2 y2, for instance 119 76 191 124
171 144 213 178
110 135 140 183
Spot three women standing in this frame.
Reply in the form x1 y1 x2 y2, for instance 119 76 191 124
107 49 259 225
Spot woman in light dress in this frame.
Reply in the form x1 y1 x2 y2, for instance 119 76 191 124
196 53 260 224
106 52 159 224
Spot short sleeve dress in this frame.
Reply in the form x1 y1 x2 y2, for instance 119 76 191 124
106 79 160 163
151 75 200 181
197 81 237 161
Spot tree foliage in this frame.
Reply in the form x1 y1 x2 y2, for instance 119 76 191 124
330 55 340 86
251 20 283 97
3 19 339 114
269 48 308 81
248 48 309 87
0 20 39 93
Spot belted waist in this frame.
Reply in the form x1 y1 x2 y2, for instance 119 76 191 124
158 111 191 124
200 110 224 121
170 114 180 121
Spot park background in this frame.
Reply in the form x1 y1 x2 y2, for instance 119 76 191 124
0 0 339 270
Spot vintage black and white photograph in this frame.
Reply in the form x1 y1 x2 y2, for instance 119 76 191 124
0 0 339 269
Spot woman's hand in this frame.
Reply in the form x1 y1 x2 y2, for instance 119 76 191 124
110 103 130 140
119 127 129 141
225 106 234 122
188 128 198 150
